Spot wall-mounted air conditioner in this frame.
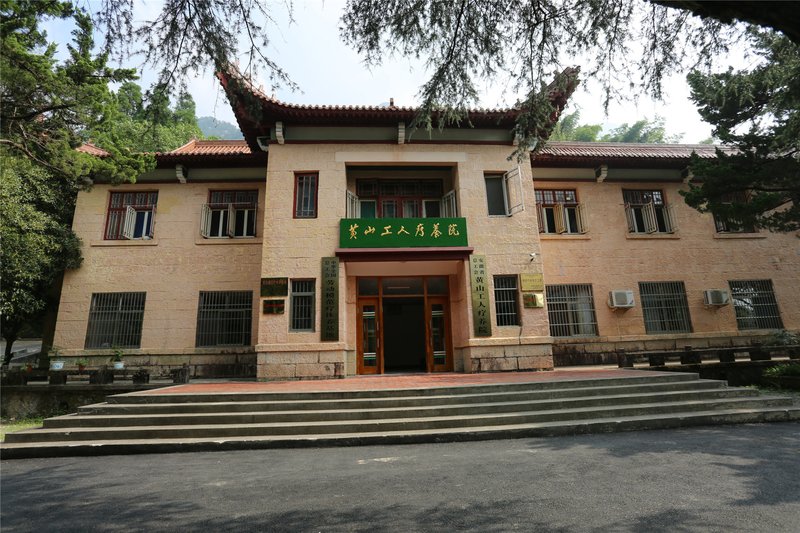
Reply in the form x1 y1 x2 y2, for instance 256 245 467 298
608 290 635 309
704 289 730 306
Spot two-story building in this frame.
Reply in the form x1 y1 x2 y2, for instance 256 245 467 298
52 75 800 380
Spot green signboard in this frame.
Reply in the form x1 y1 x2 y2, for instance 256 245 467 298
261 277 288 297
339 218 468 248
320 257 339 342
470 255 492 337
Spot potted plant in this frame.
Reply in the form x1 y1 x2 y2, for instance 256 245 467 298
49 346 66 371
111 347 125 370
76 357 89 373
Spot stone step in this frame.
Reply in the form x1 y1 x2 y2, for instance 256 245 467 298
106 373 700 404
80 379 728 415
2 407 798 459
54 388 759 428
6 397 793 443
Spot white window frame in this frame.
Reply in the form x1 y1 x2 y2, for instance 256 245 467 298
200 198 257 239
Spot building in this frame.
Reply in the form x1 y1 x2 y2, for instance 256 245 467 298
52 75 800 380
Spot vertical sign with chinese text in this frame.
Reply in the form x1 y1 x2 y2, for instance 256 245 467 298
470 255 492 337
321 257 339 341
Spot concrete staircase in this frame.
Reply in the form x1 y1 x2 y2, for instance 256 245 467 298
2 373 798 458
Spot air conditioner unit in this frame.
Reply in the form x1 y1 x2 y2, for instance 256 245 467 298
704 289 730 306
608 290 635 309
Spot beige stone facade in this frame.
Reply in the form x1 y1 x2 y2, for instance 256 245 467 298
52 92 799 380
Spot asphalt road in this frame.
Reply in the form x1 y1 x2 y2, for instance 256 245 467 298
2 423 799 532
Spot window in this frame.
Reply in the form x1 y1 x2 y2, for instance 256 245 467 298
623 189 675 234
105 192 158 240
195 291 253 346
200 190 257 238
290 279 315 331
84 292 146 349
729 280 783 330
294 173 318 218
485 169 524 216
546 284 598 337
494 276 520 326
348 179 453 218
535 189 587 234
639 281 692 334
714 192 756 233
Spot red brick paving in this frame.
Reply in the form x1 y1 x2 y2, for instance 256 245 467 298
136 369 669 395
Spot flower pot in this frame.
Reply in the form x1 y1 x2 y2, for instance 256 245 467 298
50 360 65 371
113 361 125 370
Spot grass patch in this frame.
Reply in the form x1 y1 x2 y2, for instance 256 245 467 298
0 417 44 442
747 385 800 400
763 363 800 377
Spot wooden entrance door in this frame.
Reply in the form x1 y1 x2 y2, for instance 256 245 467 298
357 298 381 374
426 296 453 372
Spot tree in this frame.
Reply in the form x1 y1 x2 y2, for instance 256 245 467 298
0 157 82 364
0 2 152 357
89 83 205 153
601 117 681 143
682 29 800 232
551 112 679 143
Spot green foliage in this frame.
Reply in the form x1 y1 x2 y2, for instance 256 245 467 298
763 364 800 378
767 330 800 347
551 112 680 143
0 2 152 183
89 83 204 152
683 30 800 232
197 117 243 139
0 156 82 362
601 117 681 143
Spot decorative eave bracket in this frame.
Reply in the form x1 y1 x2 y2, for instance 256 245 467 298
595 164 608 183
682 167 694 184
398 122 405 144
176 164 187 184
275 121 285 145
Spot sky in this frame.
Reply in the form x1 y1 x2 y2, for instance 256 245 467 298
50 0 749 143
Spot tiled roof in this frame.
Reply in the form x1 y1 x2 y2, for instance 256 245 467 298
77 142 110 157
218 67 580 151
536 141 729 160
162 139 253 156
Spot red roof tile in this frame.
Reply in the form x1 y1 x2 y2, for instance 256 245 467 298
537 141 728 159
77 142 111 157
162 139 253 156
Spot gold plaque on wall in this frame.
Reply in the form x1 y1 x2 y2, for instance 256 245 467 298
520 273 544 292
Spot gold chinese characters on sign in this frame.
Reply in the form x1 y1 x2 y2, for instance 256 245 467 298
520 273 544 292
470 255 492 337
320 257 339 341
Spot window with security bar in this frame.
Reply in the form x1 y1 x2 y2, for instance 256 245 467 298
200 190 257 238
729 280 783 330
195 291 253 347
639 281 692 334
535 189 587 234
294 173 318 218
290 279 316 331
105 192 158 240
84 292 146 349
347 179 456 218
546 284 598 337
623 189 675 234
494 276 520 326
713 192 757 233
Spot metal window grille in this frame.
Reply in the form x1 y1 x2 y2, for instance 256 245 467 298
713 192 756 233
623 189 674 234
295 174 318 218
203 190 258 238
195 291 253 347
729 280 783 330
535 189 585 234
639 281 692 334
494 276 520 326
291 280 315 331
546 284 598 337
105 192 158 240
84 292 146 348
